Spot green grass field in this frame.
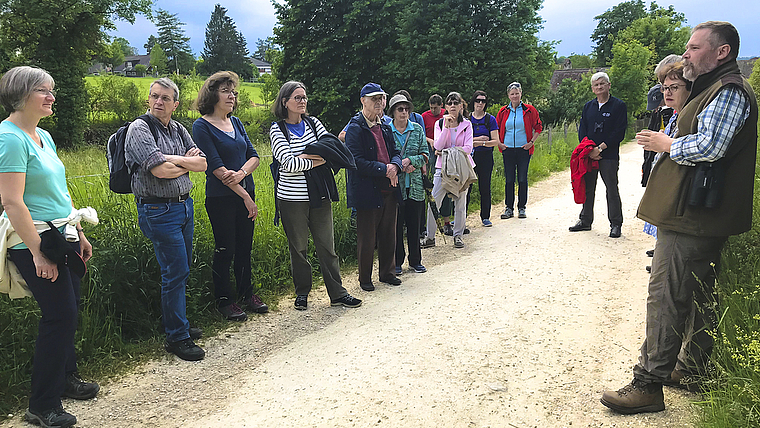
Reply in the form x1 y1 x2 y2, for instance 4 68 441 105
84 76 264 105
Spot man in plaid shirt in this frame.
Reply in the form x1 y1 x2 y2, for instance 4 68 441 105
601 21 758 414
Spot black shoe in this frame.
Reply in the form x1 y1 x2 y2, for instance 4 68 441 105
360 282 375 291
331 294 363 308
25 407 76 428
380 276 402 286
294 294 308 310
443 224 453 236
646 265 652 273
646 249 655 257
500 208 514 219
164 337 205 361
189 327 202 340
610 225 622 238
463 227 470 234
569 220 591 232
62 372 99 400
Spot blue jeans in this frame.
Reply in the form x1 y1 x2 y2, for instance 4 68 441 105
137 198 193 342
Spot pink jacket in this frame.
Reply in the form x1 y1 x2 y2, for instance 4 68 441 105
433 118 475 168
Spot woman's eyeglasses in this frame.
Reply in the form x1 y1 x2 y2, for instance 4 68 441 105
291 95 308 103
396 106 410 112
660 84 684 94
446 100 461 106
474 98 487 103
33 88 56 97
219 88 239 97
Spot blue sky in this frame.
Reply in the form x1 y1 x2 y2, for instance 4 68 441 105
112 0 760 59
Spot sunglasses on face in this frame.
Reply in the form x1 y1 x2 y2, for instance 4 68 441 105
446 100 461 106
474 98 487 103
396 106 410 112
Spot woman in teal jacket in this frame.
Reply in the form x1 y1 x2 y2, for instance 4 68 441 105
389 93 429 274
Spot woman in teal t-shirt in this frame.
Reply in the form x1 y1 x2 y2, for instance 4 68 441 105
0 66 98 428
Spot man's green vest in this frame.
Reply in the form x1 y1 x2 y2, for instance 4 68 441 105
637 60 758 237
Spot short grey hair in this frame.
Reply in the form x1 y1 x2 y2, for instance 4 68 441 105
591 71 610 84
0 66 55 113
654 54 682 77
271 80 307 120
150 77 179 102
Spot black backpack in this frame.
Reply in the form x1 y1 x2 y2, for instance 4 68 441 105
270 116 317 225
106 114 159 194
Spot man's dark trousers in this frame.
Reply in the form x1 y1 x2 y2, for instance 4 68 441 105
579 158 622 226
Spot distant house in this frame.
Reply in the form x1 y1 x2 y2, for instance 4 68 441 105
550 68 608 91
252 58 272 75
114 55 152 77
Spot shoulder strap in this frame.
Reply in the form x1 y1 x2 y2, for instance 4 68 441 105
137 114 160 143
277 120 290 143
303 116 318 138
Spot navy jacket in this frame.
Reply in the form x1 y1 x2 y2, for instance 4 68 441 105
578 96 627 160
345 112 402 210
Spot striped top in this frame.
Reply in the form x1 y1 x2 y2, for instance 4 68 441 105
269 116 328 201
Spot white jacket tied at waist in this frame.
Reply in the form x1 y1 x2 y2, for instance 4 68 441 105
440 147 477 196
0 207 99 299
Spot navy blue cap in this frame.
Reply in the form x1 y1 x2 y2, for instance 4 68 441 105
647 84 664 110
360 83 385 98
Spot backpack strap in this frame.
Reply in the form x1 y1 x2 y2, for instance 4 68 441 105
136 114 160 144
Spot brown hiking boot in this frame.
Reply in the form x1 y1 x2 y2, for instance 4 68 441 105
600 378 665 414
663 369 702 393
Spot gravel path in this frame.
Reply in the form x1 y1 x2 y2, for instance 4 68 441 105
3 142 698 427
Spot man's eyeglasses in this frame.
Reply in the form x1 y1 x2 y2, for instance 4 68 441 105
446 100 461 106
474 98 487 103
660 84 685 94
219 88 239 97
149 93 174 103
290 95 308 103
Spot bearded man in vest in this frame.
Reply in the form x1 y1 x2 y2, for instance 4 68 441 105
601 21 758 414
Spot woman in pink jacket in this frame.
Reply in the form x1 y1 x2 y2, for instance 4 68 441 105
425 92 474 249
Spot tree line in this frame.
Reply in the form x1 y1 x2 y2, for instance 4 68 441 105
0 0 691 148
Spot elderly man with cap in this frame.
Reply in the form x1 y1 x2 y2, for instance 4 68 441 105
345 83 403 291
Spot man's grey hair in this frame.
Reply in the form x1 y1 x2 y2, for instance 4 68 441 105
150 77 180 102
654 54 682 77
591 71 610 84
0 66 55 113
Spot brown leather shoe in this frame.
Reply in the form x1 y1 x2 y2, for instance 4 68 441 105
600 379 665 414
663 369 702 393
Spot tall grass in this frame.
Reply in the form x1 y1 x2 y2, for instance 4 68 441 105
467 124 576 212
0 139 357 416
697 140 760 427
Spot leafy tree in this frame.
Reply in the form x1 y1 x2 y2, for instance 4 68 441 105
149 42 168 75
274 0 553 130
609 39 652 117
591 0 647 66
568 54 594 69
749 59 760 97
616 13 689 73
253 36 276 60
0 0 151 148
199 4 252 79
144 34 158 54
156 9 195 74
96 39 125 69
133 63 147 76
114 36 136 56
259 48 283 105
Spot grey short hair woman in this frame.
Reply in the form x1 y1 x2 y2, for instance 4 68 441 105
270 81 362 310
0 66 99 427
